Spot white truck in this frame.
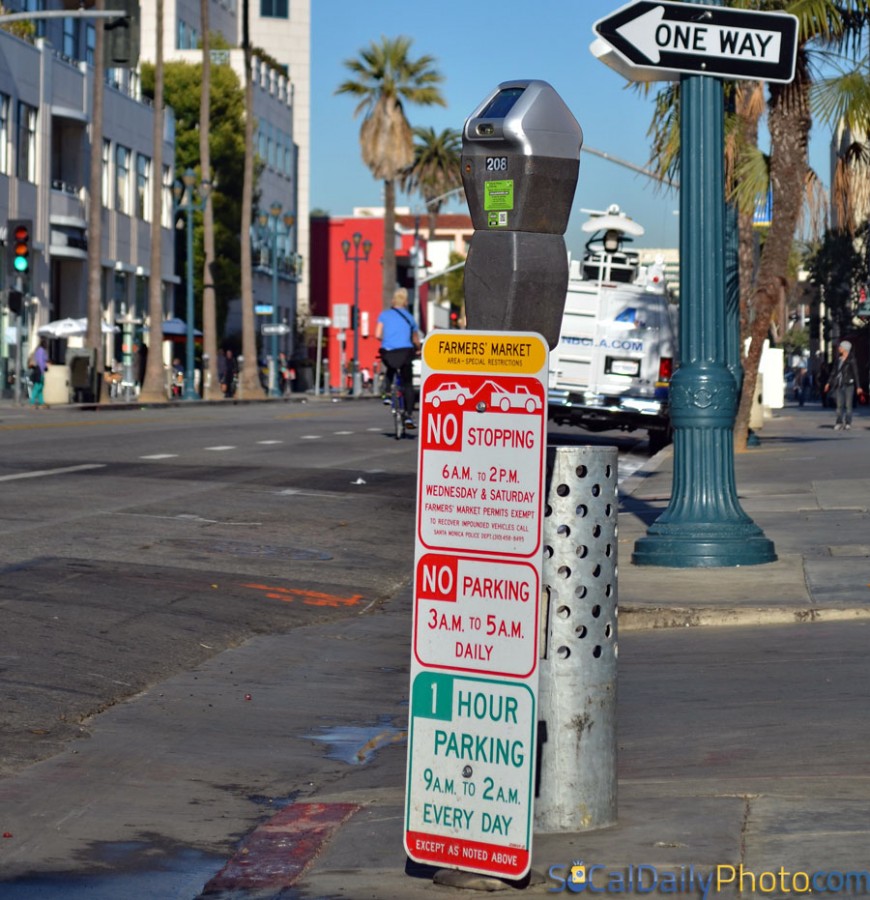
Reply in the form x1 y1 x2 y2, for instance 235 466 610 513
547 205 678 453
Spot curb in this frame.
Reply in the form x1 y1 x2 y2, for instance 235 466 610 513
620 605 870 631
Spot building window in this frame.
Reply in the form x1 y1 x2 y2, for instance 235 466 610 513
16 102 36 183
0 94 9 176
63 17 79 58
25 0 45 38
260 0 288 17
115 144 131 214
177 19 187 50
136 153 150 220
86 24 95 66
101 139 111 206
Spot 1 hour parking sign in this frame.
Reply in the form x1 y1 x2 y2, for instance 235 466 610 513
405 331 548 880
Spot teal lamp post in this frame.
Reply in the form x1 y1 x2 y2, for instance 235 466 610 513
632 23 775 567
257 203 296 397
174 168 211 401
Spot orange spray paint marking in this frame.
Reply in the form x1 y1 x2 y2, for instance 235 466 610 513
241 583 363 608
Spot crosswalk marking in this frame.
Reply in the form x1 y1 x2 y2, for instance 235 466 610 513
140 453 178 460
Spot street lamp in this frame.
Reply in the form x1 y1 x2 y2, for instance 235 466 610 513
173 168 211 401
256 203 297 396
341 232 371 397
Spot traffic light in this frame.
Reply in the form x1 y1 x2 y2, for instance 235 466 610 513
7 219 32 279
7 289 23 315
104 0 141 69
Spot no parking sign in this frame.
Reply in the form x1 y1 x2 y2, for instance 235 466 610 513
404 332 548 880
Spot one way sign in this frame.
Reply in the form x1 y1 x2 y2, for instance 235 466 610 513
594 1 798 84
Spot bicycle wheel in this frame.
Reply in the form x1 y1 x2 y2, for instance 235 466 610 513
394 410 404 440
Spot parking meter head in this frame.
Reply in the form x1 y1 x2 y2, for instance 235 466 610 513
461 80 583 235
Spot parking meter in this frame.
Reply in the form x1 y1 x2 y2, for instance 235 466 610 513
461 80 582 347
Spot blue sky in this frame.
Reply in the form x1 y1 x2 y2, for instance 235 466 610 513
309 0 832 254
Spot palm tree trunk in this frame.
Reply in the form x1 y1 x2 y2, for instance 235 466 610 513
199 0 218 399
140 0 167 402
239 0 259 396
86 0 106 398
382 178 396 310
734 59 810 452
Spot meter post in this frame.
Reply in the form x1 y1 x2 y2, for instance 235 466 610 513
460 80 582 348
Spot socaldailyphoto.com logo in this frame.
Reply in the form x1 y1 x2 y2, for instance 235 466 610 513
547 861 870 896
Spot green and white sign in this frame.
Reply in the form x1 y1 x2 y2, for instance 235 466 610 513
405 672 535 879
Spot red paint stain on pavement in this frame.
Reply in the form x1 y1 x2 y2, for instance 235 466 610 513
241 582 363 608
201 801 360 894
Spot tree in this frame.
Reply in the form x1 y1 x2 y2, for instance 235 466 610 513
238 0 259 396
400 126 463 239
642 0 870 451
199 0 218 399
141 52 247 349
336 36 446 310
85 0 107 397
806 223 870 335
139 0 165 402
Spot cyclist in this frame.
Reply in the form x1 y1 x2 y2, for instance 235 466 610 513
375 287 421 429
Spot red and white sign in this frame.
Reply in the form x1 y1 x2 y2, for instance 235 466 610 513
405 331 548 881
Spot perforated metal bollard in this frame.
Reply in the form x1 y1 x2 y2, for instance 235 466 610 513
535 446 618 832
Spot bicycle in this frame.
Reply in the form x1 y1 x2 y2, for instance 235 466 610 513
390 370 407 440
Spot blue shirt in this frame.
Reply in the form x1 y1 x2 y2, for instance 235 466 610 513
378 307 418 351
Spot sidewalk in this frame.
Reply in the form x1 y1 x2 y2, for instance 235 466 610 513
2 402 869 899
281 404 870 899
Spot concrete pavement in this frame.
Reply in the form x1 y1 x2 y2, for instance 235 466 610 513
2 400 870 898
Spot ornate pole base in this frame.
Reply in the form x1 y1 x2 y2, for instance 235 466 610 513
632 364 776 568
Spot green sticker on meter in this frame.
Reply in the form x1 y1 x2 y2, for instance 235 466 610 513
488 211 509 228
484 180 514 211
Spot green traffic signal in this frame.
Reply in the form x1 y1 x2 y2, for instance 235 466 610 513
7 220 31 279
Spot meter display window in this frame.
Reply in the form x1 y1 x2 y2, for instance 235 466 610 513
479 87 525 119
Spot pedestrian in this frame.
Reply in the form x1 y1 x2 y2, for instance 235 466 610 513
221 349 238 398
375 287 421 429
28 338 49 408
824 340 864 430
171 357 184 397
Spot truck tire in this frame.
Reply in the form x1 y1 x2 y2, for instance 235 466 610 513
648 426 672 456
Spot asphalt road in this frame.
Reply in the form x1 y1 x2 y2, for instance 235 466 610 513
0 399 423 775
0 399 649 778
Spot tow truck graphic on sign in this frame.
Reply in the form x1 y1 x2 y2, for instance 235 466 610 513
418 374 546 558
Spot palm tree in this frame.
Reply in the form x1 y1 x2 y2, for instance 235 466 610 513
85 0 106 397
238 0 259 397
400 126 463 240
643 0 870 451
336 36 445 310
199 7 218 400
139 0 167 402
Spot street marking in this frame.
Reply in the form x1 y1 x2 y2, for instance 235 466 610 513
140 453 178 460
334 430 353 435
366 427 382 432
257 440 284 445
300 435 322 440
205 445 236 451
0 463 105 482
241 582 364 608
